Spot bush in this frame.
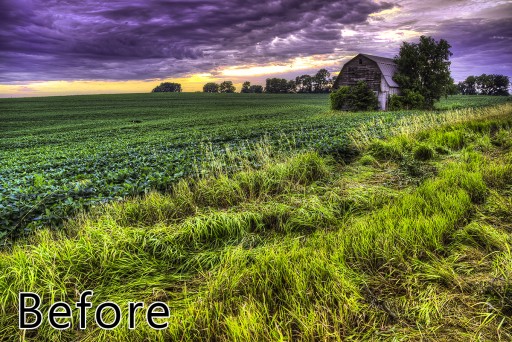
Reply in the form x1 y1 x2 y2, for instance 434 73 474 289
330 81 379 111
388 90 425 110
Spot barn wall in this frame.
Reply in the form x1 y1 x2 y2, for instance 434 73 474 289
335 55 382 91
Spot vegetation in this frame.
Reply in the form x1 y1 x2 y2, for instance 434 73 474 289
1 94 510 240
219 81 236 93
330 81 379 111
203 82 219 93
393 36 453 109
458 74 510 96
240 82 263 94
264 78 296 93
151 82 182 93
295 68 332 93
1 100 511 340
388 90 425 110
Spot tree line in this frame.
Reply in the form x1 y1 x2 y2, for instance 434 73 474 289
151 68 335 94
457 74 510 96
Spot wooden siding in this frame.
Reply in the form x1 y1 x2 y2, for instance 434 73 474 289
334 55 382 91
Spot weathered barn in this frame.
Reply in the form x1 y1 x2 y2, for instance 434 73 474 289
332 53 400 110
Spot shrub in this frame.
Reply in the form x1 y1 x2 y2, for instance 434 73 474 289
330 86 351 110
388 90 425 110
330 81 379 111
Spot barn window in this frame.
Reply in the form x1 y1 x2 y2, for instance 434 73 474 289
359 58 363 65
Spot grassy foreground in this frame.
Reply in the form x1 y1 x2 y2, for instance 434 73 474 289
1 103 512 340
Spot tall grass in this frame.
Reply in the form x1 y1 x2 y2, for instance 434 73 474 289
349 103 512 149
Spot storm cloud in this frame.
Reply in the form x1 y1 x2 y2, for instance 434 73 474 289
0 0 511 86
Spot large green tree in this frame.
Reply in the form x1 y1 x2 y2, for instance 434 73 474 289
393 36 453 109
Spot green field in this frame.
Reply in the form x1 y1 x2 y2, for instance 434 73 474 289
0 95 511 340
0 93 508 237
1 93 510 238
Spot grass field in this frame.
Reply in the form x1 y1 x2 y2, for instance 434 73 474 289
1 93 510 239
0 95 511 340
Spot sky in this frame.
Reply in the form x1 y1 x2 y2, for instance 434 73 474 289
0 0 511 97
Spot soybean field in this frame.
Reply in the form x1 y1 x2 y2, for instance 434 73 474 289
0 93 509 238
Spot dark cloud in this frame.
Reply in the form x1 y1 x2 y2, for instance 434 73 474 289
0 0 510 85
0 0 393 82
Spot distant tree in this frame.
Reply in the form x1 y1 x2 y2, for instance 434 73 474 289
241 81 251 93
458 75 478 95
458 74 509 96
393 36 453 109
445 77 459 96
265 78 289 93
152 82 182 93
219 81 236 93
203 82 220 93
477 74 509 95
287 80 297 93
489 74 510 96
249 85 263 93
295 75 313 93
313 68 331 93
330 81 378 111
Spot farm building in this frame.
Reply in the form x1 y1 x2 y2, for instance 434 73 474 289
332 53 400 110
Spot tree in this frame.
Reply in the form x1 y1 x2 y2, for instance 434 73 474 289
151 82 182 93
477 74 509 95
241 81 251 93
445 77 459 96
249 85 263 93
265 78 289 93
393 36 453 109
287 80 296 93
489 74 510 96
295 75 313 93
313 68 331 93
330 81 378 111
219 81 236 93
240 81 263 93
203 82 219 93
458 74 509 96
458 76 477 95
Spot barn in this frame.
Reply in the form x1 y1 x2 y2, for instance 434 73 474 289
332 53 400 110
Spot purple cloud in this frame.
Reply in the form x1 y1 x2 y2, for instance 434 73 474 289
0 0 510 85
0 0 393 82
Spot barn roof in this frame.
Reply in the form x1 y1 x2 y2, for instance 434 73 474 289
360 53 399 88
